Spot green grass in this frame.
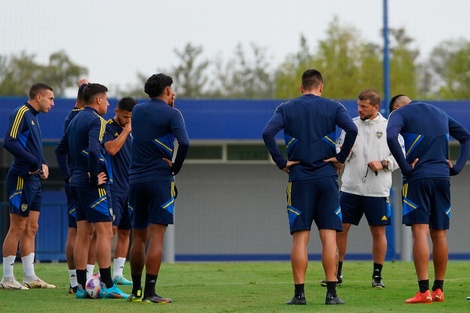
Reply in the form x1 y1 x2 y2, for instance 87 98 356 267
0 261 469 312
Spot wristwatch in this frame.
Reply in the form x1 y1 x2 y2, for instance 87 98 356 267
381 160 388 170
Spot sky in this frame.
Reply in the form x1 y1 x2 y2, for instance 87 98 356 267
1 0 469 97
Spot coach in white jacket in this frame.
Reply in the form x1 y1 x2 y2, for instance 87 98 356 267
331 90 400 289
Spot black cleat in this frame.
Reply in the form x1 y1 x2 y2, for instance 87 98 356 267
325 293 345 305
286 293 306 305
372 276 385 288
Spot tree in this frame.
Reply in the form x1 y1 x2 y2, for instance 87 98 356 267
210 43 275 99
275 17 383 100
38 51 88 97
0 51 87 97
275 35 314 99
388 28 419 99
422 39 470 99
170 43 209 98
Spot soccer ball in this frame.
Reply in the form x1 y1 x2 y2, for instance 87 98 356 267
85 273 101 298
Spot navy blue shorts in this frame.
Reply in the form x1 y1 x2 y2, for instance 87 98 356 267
64 182 77 228
129 180 177 229
109 189 131 230
401 178 450 230
340 192 391 226
286 177 342 234
70 185 113 223
6 173 41 217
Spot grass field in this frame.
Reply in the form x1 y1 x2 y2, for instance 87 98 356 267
0 261 469 312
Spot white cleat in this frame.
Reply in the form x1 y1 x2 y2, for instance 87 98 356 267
0 277 29 290
22 276 56 289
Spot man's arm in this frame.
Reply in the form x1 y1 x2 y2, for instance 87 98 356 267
386 112 413 175
448 117 470 175
3 112 40 175
88 118 106 185
55 132 71 181
104 122 131 156
262 110 287 170
169 109 190 175
335 107 358 163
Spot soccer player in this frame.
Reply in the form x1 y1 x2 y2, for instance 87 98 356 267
387 95 470 304
103 96 137 286
128 73 189 303
329 90 400 288
55 83 129 299
56 79 98 293
262 69 357 305
1 83 56 290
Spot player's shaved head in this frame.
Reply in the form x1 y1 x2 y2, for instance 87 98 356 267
389 94 412 113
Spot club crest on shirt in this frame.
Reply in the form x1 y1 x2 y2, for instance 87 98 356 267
31 121 35 125
114 132 119 138
376 131 383 139
21 203 28 212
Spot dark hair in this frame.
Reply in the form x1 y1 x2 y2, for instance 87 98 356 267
301 69 323 90
389 94 406 113
117 96 137 112
82 83 108 105
358 89 381 106
29 83 53 99
144 73 173 98
77 83 87 103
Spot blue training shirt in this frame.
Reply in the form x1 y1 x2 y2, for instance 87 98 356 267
3 103 46 179
103 118 131 192
56 107 110 186
262 94 358 181
129 99 190 184
387 101 470 183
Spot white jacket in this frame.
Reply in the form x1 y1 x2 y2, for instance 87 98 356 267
337 113 401 197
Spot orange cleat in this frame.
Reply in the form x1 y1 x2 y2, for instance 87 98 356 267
431 288 444 302
405 290 432 304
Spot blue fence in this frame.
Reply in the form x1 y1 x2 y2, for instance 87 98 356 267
1 97 470 141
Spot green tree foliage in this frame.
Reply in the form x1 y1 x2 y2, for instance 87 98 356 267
275 18 421 102
0 51 87 97
275 17 383 100
171 43 209 98
210 43 275 99
388 28 419 99
275 35 314 99
423 39 470 100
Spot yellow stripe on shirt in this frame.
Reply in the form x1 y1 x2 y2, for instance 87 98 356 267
10 106 29 139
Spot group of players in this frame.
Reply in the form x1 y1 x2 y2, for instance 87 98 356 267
1 73 189 303
262 69 470 305
1 69 470 305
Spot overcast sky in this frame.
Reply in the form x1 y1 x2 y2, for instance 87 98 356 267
1 0 468 96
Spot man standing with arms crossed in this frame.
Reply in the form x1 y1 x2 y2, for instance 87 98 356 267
332 89 400 288
262 69 357 305
103 97 137 286
128 73 189 303
56 83 128 299
387 95 470 304
1 83 56 290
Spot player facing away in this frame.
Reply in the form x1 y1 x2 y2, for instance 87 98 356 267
103 97 137 286
387 95 470 304
328 89 400 289
55 79 99 293
128 73 189 303
1 83 56 290
55 83 129 299
262 69 358 305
